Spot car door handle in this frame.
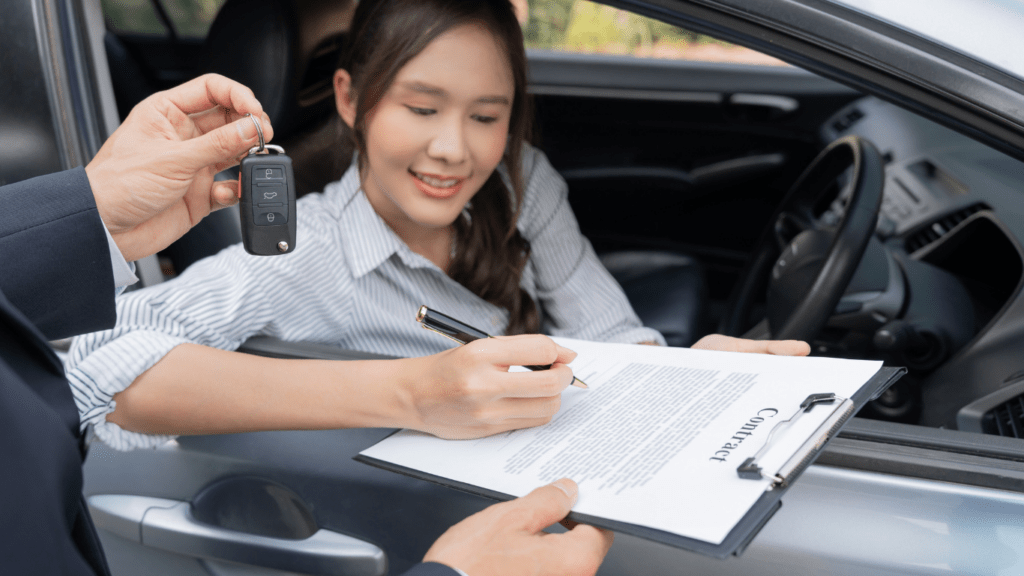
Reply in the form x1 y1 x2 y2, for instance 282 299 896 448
88 494 387 576
729 93 800 115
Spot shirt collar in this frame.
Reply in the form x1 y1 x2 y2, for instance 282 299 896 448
333 160 442 279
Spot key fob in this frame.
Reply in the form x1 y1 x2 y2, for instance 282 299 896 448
239 145 296 255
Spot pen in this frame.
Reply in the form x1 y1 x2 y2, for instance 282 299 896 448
416 305 588 388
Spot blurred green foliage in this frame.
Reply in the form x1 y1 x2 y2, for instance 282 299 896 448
524 0 731 54
102 0 165 36
102 0 224 38
163 0 223 38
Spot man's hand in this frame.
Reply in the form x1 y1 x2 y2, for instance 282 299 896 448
424 479 614 576
402 335 578 440
691 334 811 356
85 74 274 262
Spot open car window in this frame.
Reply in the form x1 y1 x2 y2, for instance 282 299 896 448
524 0 787 66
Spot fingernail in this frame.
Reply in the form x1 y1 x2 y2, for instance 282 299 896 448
553 478 578 506
236 117 258 141
557 344 578 360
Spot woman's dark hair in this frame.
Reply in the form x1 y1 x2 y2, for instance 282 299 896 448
338 0 539 335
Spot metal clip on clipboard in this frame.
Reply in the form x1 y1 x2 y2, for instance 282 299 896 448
736 393 856 488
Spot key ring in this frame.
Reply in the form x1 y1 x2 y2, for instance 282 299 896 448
246 113 265 152
243 113 285 156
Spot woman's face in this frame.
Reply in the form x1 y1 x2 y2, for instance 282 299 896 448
355 24 514 238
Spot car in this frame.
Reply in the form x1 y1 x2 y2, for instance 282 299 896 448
6 0 1024 574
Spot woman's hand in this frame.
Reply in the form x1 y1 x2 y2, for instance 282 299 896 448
401 335 578 439
691 334 811 356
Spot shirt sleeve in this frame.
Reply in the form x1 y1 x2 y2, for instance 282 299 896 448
517 147 666 345
101 224 140 290
64 208 354 451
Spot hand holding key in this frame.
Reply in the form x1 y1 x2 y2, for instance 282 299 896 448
238 116 297 255
86 74 273 262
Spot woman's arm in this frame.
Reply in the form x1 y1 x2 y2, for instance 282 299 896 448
66 235 322 449
109 335 577 440
67 189 582 449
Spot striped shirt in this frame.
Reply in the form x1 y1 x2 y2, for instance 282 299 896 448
65 145 664 451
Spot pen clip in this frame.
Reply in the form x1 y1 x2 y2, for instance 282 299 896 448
416 305 492 344
420 323 470 346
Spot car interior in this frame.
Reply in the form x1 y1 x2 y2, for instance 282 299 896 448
100 0 1024 444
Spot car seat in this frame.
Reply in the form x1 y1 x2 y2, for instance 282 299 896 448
599 251 706 347
159 0 353 274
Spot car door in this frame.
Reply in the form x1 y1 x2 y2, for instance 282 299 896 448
14 0 1024 575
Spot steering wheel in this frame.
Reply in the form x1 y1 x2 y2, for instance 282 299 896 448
722 136 885 341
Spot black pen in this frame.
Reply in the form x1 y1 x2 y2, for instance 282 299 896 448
416 305 588 388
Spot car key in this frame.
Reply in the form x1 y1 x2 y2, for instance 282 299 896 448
238 114 296 255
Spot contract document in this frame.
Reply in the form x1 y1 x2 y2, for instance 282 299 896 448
358 338 903 557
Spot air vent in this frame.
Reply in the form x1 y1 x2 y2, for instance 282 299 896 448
831 108 864 133
956 376 1024 435
904 203 988 253
983 396 1024 438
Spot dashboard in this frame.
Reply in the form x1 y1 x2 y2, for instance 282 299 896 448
822 97 1024 431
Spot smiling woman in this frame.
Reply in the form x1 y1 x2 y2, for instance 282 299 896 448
66 0 667 452
333 0 542 334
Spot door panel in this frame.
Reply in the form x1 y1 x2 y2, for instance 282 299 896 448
83 412 1024 576
84 429 489 576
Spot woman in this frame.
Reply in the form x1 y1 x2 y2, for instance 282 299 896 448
66 0 805 451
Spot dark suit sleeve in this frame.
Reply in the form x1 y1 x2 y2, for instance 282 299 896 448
0 167 116 339
400 562 462 576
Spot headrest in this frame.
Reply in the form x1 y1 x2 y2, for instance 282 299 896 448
199 0 354 141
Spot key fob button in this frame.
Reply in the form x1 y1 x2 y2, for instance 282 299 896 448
256 184 286 202
254 209 287 226
253 166 286 181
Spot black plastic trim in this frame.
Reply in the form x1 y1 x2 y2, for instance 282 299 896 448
819 418 1024 492
838 418 1024 462
820 436 1024 493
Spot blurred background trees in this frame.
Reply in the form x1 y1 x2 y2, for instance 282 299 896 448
522 0 784 65
102 0 784 65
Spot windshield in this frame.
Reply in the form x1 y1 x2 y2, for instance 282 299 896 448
827 0 1024 80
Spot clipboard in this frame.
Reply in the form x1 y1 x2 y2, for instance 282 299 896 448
356 365 905 559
